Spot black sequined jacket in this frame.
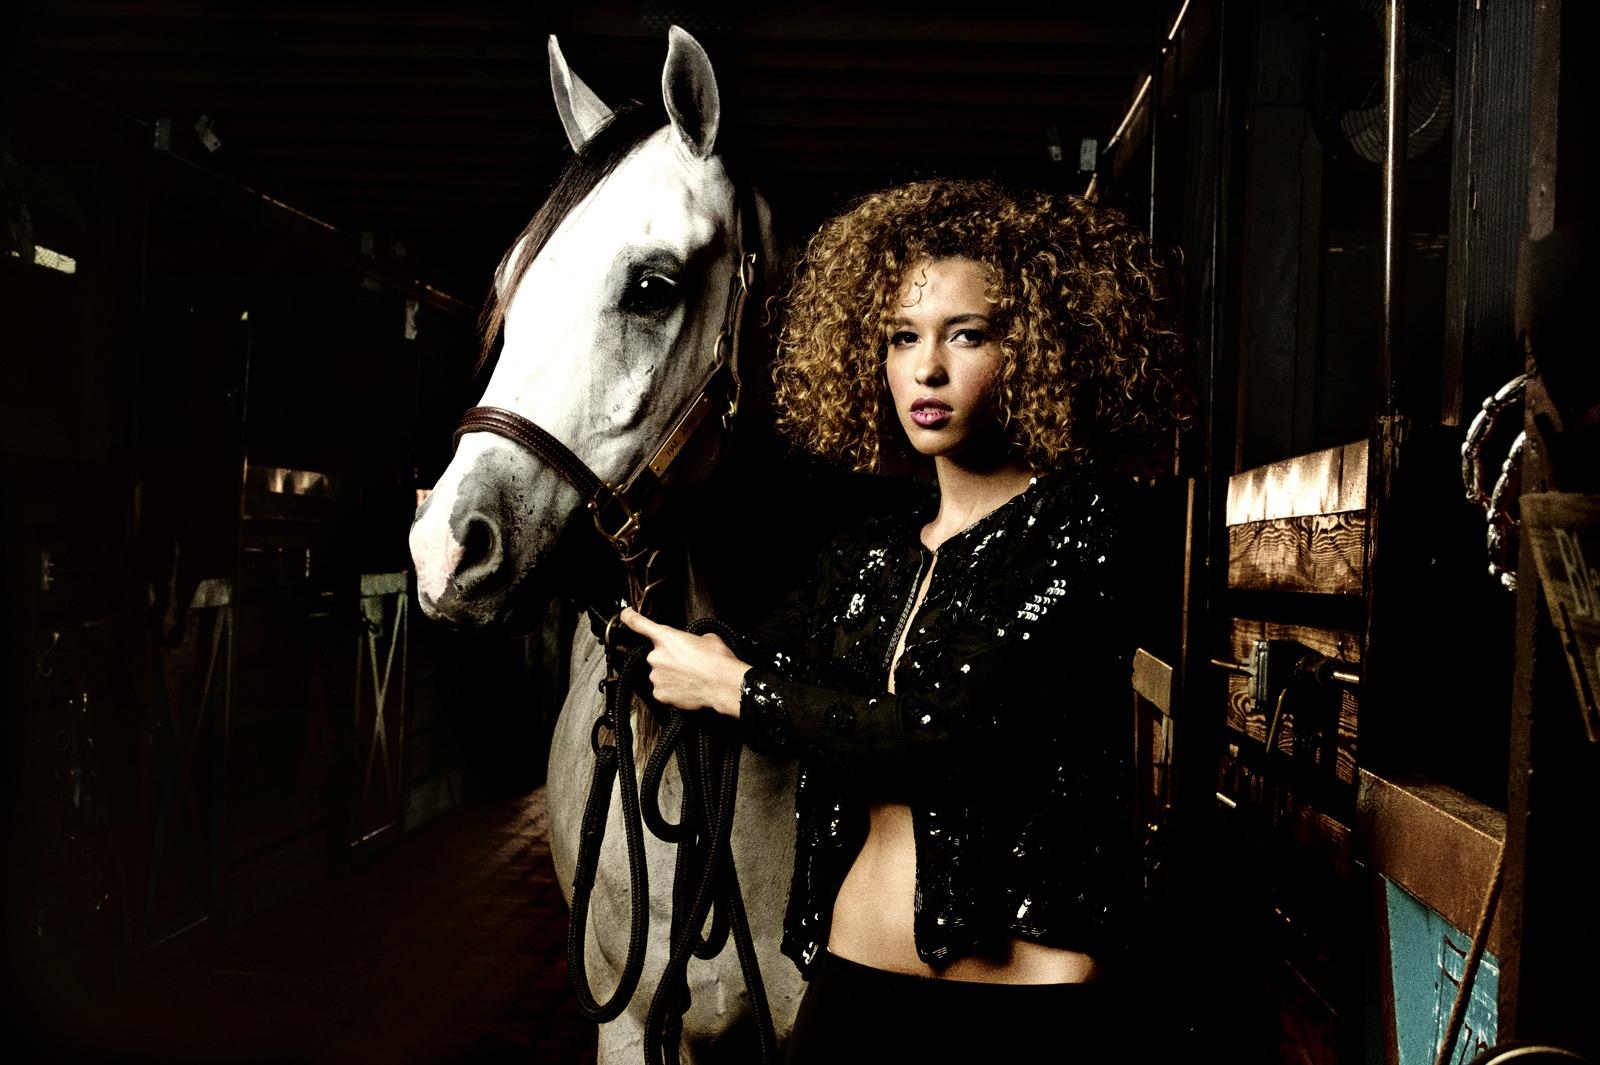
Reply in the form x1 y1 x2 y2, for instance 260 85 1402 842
735 462 1136 977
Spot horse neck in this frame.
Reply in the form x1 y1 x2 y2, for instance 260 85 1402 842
679 527 719 622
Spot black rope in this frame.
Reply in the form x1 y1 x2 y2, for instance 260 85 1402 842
565 618 778 1064
566 644 652 1023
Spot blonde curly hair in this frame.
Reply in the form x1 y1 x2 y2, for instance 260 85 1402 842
773 178 1194 473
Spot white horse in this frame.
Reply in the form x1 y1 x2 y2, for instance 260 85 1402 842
407 27 801 1064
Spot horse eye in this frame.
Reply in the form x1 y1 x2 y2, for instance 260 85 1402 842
621 272 680 315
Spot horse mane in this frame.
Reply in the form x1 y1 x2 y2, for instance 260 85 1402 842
474 102 666 373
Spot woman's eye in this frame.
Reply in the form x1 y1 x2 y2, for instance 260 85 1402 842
951 328 988 345
888 331 918 347
621 272 680 315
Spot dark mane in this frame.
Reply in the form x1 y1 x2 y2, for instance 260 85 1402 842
475 102 666 371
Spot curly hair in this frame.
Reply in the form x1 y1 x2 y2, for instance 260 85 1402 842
773 178 1194 473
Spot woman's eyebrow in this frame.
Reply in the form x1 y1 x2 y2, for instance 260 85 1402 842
883 313 992 328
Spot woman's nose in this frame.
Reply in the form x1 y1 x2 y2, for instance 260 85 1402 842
913 347 948 386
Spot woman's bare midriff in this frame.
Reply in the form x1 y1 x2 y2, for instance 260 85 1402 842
827 803 1102 983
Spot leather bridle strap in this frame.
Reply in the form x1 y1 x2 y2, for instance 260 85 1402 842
454 406 604 503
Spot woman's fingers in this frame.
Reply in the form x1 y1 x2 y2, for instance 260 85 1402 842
614 607 721 712
618 608 682 704
617 606 666 643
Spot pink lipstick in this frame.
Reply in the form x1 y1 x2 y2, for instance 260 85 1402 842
909 398 952 428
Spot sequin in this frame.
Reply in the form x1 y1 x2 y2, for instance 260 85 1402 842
733 462 1134 976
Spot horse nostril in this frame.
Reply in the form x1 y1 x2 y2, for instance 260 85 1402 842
454 512 505 590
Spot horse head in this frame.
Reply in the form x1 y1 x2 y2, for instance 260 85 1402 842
410 27 770 629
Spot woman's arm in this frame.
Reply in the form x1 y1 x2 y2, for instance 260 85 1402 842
736 561 1117 776
626 546 1123 787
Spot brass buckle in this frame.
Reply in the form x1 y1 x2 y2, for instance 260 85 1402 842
587 483 639 547
738 251 757 294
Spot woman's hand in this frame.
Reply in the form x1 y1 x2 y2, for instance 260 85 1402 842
617 607 751 719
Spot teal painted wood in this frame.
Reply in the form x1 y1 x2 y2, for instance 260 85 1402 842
1385 876 1499 1065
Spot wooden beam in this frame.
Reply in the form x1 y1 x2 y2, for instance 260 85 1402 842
1227 513 1365 596
1356 769 1507 958
1225 440 1368 526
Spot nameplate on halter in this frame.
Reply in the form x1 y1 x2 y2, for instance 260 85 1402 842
647 392 712 479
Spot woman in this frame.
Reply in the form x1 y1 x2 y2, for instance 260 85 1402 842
620 179 1191 1061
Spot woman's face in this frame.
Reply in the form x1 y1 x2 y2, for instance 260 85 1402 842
883 257 1006 460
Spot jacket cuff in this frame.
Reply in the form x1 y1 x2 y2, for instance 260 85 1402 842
738 667 800 755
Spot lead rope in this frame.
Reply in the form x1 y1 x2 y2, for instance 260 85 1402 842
564 620 778 1064
640 618 778 1065
566 641 652 1023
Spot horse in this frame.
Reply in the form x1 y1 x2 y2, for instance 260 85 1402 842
407 26 802 1064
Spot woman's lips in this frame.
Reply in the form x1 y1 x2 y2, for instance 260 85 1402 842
910 407 951 428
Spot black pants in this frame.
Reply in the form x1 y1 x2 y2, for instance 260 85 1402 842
783 951 1133 1064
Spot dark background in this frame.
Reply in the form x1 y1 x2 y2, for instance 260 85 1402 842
7 1 1590 1061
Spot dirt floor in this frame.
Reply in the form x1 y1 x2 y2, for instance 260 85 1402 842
17 788 597 1064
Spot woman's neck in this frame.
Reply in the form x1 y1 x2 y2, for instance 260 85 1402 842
924 452 1036 547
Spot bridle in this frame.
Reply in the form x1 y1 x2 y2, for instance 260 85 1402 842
449 183 779 1065
452 237 759 638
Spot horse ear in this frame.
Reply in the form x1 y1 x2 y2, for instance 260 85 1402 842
548 35 612 152
661 25 720 158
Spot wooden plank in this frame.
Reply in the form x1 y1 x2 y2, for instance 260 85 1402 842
1335 690 1358 789
1226 440 1368 525
1131 647 1173 713
1357 770 1507 959
1227 512 1366 595
1132 648 1174 822
1441 0 1541 427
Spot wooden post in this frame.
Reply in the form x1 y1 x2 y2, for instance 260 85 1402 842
1499 5 1600 1049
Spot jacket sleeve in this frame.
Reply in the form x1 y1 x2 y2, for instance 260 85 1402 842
738 544 1124 778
